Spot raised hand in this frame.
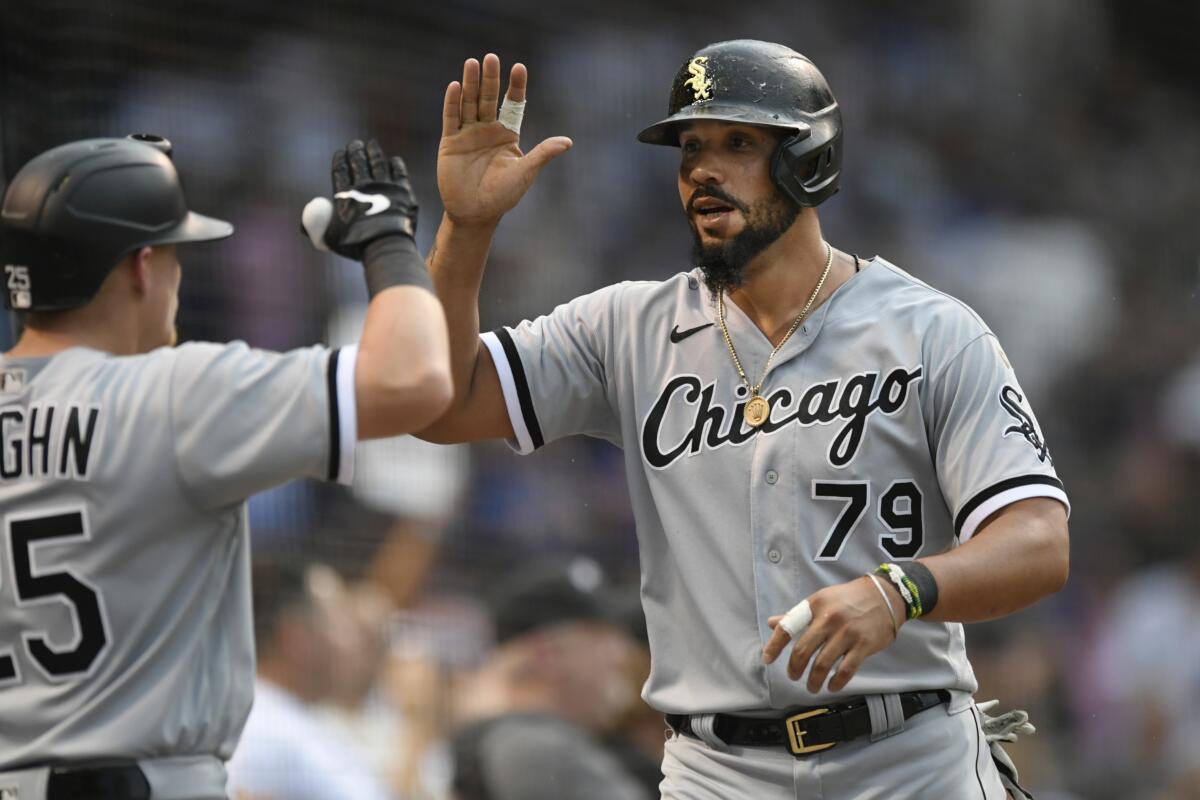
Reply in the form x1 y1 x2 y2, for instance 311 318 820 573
438 53 572 228
302 139 418 260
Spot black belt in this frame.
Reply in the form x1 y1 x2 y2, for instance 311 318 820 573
666 690 950 757
44 762 151 800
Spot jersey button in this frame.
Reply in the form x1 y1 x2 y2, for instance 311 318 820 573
765 470 778 485
768 549 782 563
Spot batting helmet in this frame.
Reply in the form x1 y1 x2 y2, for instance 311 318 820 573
1 134 233 311
638 40 843 208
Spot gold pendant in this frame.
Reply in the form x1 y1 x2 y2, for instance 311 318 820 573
744 394 770 427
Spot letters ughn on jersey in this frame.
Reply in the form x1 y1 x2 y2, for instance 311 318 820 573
481 258 1068 715
0 341 357 769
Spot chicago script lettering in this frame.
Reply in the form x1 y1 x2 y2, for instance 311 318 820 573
641 366 923 469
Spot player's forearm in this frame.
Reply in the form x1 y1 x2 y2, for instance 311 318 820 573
356 285 453 439
913 497 1069 623
419 214 496 435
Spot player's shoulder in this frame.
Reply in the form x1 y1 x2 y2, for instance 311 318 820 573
167 339 329 377
858 257 995 343
605 270 706 315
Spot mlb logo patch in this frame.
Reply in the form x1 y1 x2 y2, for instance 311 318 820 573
1 369 25 394
1 785 19 800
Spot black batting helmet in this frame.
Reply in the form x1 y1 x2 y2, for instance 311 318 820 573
1 135 233 311
638 40 842 208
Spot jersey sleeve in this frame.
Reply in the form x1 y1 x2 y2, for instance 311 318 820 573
169 341 358 510
480 284 623 453
926 333 1069 541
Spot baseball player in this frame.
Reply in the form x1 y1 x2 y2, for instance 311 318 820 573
0 135 449 799
419 41 1070 799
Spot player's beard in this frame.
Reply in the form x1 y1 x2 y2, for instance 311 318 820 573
689 191 800 294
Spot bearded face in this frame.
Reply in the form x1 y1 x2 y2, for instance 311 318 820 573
688 185 799 294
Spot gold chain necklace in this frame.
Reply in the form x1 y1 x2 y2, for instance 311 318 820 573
717 241 833 427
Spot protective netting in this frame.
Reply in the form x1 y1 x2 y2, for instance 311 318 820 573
2 3 1200 798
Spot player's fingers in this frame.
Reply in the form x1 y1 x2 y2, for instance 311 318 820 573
442 81 463 138
786 625 828 682
331 148 350 193
346 139 370 185
762 623 792 664
478 53 501 123
825 646 867 693
522 136 573 174
506 62 528 104
805 632 850 692
366 139 388 181
461 58 481 124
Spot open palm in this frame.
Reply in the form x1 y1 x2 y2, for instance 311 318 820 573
438 54 572 227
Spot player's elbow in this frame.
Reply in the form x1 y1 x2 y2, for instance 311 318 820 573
1034 512 1071 597
393 361 454 429
356 360 453 437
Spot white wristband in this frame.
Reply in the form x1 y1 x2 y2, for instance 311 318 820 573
882 563 914 607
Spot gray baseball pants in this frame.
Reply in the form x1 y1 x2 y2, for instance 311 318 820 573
660 702 1009 799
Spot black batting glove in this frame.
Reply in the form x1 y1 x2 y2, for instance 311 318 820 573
302 138 418 260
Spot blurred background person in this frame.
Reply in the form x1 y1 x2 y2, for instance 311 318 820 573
451 558 651 800
227 559 396 800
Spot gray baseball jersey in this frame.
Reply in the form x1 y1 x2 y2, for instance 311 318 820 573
0 341 356 769
481 257 1068 715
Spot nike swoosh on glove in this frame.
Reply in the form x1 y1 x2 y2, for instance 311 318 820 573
302 138 418 260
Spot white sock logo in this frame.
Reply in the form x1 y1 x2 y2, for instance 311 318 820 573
335 190 390 216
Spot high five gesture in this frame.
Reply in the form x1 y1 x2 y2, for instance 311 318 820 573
438 54 572 228
420 54 571 445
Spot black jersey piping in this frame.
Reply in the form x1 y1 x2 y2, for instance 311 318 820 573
954 475 1064 538
326 348 341 481
495 328 545 450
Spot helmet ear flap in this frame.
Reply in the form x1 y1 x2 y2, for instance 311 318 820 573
771 134 842 208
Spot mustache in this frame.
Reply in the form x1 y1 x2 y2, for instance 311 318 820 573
687 186 749 215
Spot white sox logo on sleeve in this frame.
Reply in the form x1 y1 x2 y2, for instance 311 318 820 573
999 385 1051 463
641 365 923 469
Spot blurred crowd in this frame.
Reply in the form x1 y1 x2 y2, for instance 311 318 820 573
3 1 1199 798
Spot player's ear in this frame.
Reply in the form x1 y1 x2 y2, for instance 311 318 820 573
127 246 155 297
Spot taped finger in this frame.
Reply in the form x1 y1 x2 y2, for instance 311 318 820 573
778 600 813 638
498 96 526 135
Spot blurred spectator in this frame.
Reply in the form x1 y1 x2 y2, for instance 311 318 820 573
227 560 395 800
451 558 650 800
1088 543 1200 796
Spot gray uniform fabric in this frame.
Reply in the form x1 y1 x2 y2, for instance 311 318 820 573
660 702 1007 799
480 258 1068 715
0 342 355 776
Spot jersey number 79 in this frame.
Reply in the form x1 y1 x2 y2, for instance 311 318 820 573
812 480 924 561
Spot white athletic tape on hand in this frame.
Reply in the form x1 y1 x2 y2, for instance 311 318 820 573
498 97 526 135
302 197 333 252
778 599 813 639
